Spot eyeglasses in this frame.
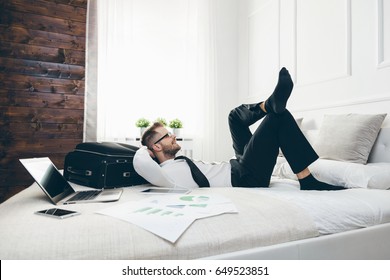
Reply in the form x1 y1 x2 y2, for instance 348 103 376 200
153 132 173 145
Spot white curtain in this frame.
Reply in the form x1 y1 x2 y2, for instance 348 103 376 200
86 0 218 161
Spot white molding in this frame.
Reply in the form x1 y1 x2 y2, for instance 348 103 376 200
292 0 298 83
378 0 390 69
295 0 352 86
292 94 390 113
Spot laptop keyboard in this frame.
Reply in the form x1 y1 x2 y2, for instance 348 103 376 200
67 190 101 202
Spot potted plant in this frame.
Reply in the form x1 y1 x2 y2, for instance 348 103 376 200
135 118 150 136
155 117 167 127
169 118 183 137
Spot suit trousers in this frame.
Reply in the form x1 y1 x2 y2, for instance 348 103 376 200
229 103 318 187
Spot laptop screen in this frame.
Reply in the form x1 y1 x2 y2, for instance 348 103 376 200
20 158 73 199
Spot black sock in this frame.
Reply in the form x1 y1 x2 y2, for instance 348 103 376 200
299 174 346 191
265 67 294 114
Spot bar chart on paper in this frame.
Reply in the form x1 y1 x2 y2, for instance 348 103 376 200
180 195 210 202
97 194 238 242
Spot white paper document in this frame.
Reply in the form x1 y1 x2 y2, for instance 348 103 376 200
96 194 238 243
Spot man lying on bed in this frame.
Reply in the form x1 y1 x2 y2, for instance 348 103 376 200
134 67 345 191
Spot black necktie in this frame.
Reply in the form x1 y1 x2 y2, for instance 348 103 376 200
175 156 210 188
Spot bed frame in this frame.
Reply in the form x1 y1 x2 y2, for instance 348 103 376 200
203 127 390 260
205 222 390 259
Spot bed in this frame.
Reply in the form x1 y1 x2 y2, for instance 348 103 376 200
1 120 390 260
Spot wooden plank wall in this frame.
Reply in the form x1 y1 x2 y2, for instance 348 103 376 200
0 0 87 203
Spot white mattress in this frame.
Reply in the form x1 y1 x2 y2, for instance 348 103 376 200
1 179 390 259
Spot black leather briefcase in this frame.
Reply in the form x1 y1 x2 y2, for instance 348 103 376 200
64 142 148 189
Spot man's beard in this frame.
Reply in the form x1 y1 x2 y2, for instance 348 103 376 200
161 142 181 158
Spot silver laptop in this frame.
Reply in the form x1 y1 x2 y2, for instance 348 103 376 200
20 157 123 205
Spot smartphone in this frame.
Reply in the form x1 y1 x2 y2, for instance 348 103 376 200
35 208 80 219
141 188 190 194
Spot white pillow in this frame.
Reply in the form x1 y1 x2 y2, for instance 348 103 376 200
367 164 390 190
273 157 298 180
302 129 318 146
310 160 390 189
314 114 386 164
272 157 390 189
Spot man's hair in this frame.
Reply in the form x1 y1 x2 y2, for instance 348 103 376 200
141 122 163 149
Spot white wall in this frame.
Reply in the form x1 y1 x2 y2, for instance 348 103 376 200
90 0 390 160
213 0 239 161
237 0 390 130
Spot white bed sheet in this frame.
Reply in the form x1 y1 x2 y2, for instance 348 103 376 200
0 182 318 259
1 179 390 259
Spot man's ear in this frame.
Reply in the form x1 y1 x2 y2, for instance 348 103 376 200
148 143 162 157
151 143 162 153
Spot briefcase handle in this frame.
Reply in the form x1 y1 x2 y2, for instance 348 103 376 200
67 166 93 176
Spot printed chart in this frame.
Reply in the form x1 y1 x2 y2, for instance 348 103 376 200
97 194 238 243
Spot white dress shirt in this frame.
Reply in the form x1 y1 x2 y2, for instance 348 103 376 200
133 146 233 189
